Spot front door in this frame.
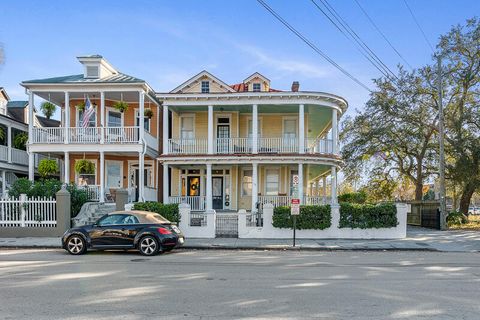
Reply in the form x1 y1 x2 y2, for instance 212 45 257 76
187 176 201 196
212 177 223 210
217 118 230 153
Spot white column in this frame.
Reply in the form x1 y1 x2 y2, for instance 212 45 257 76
163 105 169 154
64 91 69 144
163 163 169 204
299 104 305 153
252 104 258 154
139 152 145 202
252 162 258 212
100 91 105 144
64 152 69 184
331 166 338 205
1 170 6 194
28 91 34 181
139 91 145 144
99 151 105 203
332 109 338 154
206 163 213 211
298 163 304 203
7 126 12 163
322 176 327 203
207 105 214 154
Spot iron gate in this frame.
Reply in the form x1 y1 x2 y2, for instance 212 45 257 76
215 214 238 238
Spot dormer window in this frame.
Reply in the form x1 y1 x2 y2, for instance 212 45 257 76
201 81 210 93
253 83 261 92
86 65 99 78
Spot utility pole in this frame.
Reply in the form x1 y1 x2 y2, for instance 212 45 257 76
437 55 447 230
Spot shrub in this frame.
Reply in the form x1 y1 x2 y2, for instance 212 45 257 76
29 179 62 198
272 205 331 230
133 202 180 223
446 211 468 226
38 159 59 178
338 191 367 204
8 178 33 198
339 202 398 229
66 184 90 218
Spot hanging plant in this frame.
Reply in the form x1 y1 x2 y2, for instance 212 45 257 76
144 108 154 119
13 132 28 150
38 159 58 178
76 101 86 112
113 101 129 113
40 101 56 119
74 159 95 174
0 126 5 143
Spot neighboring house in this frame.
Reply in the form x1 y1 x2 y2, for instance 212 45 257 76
21 55 161 202
0 88 60 195
157 71 347 212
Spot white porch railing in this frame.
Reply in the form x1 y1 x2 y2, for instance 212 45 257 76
0 195 56 227
31 127 64 144
104 126 140 144
0 145 8 162
69 127 101 144
169 196 206 211
258 137 298 153
79 185 100 201
306 138 334 154
168 139 208 154
11 148 28 165
215 138 252 154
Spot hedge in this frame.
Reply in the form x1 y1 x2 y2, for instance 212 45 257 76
339 202 398 229
133 202 180 223
272 205 331 230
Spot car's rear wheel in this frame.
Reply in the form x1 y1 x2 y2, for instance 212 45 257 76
138 236 160 256
66 235 86 255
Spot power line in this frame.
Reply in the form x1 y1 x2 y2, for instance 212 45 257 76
312 0 399 82
353 0 413 70
256 0 372 92
403 0 435 53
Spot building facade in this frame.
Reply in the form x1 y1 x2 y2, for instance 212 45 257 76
158 71 347 214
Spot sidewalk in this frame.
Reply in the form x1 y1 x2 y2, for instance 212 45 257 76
0 227 479 252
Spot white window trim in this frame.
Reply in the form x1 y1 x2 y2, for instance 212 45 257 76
74 159 98 185
105 160 124 189
106 107 124 127
264 167 280 196
128 160 155 189
134 108 151 132
246 116 263 137
282 116 298 137
178 113 196 140
76 105 97 127
201 80 210 93
252 82 262 92
84 64 99 78
214 113 232 139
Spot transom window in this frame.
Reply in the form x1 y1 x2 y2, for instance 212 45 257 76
252 83 261 92
265 169 279 196
201 81 210 93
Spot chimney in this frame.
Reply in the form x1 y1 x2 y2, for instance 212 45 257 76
291 81 300 92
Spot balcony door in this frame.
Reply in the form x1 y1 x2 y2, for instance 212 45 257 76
216 117 230 153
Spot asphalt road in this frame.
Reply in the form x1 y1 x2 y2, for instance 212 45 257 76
1 249 479 320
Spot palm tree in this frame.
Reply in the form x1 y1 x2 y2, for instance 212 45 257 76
40 102 56 119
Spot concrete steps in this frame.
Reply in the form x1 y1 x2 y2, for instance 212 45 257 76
72 202 116 227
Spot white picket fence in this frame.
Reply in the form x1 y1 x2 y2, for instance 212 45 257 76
0 194 56 227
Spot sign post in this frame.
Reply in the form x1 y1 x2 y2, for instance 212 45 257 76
291 174 300 247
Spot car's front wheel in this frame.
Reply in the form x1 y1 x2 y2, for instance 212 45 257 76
138 236 160 256
66 235 87 255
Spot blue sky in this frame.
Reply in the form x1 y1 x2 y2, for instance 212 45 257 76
0 0 478 117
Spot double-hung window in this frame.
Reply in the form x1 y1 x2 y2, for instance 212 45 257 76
242 170 253 196
283 119 297 140
252 83 261 92
108 110 122 127
180 116 194 140
201 81 210 93
265 169 279 196
78 108 96 127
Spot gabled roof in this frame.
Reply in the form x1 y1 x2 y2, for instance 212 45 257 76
170 70 236 93
243 72 270 83
0 87 10 100
22 72 146 85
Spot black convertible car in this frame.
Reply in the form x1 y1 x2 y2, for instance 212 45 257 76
62 210 184 256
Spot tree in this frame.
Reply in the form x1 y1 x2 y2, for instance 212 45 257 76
341 67 438 200
436 18 480 214
40 102 56 119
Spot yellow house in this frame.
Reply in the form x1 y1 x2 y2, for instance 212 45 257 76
158 71 347 213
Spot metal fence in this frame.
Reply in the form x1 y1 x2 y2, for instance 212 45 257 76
0 194 56 227
215 214 238 237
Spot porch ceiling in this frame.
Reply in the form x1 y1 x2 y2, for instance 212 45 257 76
33 91 156 107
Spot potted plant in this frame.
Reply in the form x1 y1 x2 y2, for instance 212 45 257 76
144 108 154 119
113 101 129 113
13 132 28 150
76 101 86 112
38 159 58 178
40 101 56 119
74 159 95 174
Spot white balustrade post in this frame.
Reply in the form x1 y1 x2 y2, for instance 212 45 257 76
99 151 105 203
207 105 214 154
64 91 69 144
139 151 145 202
7 126 12 163
163 163 169 204
206 163 213 211
332 109 338 154
163 105 169 155
252 104 258 154
299 104 305 153
100 91 105 144
298 163 304 203
252 162 258 212
139 91 145 144
331 166 338 205
64 152 69 183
